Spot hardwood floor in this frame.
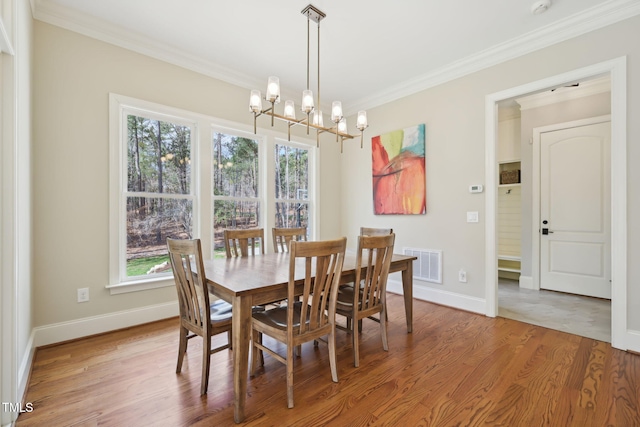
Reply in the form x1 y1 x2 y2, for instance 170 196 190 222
17 294 640 426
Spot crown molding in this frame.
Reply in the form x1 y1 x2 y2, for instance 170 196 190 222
33 0 640 114
32 0 264 90
350 0 640 113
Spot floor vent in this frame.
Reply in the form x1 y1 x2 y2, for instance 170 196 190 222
403 247 442 284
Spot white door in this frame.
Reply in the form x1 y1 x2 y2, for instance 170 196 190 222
540 121 611 299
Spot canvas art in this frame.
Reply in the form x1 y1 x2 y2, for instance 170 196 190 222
371 124 426 215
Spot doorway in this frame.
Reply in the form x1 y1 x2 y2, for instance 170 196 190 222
484 57 627 351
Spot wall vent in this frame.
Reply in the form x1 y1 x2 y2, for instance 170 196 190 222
403 247 442 284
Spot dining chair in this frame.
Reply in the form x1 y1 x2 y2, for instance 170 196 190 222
335 233 395 367
272 226 307 253
167 238 233 395
360 226 393 236
224 228 265 257
250 237 347 408
342 227 393 330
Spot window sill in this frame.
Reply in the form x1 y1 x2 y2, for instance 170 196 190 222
106 275 174 295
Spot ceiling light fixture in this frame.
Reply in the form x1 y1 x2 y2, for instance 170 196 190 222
249 4 368 152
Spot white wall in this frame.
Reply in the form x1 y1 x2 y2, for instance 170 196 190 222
340 15 640 332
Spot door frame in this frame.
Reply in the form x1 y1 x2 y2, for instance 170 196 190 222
484 56 627 350
532 115 611 293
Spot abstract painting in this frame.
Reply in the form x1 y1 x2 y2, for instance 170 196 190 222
371 124 426 215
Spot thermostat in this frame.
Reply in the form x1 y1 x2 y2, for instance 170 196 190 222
469 185 483 193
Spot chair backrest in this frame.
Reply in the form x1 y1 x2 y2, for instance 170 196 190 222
288 238 347 336
355 233 396 312
360 227 393 236
224 228 265 257
272 227 307 253
167 238 210 332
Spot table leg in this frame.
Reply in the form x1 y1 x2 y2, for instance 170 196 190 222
401 261 413 333
232 296 252 423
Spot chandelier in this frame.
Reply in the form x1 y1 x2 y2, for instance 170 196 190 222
249 4 368 152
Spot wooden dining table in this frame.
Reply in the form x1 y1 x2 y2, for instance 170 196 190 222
203 251 417 423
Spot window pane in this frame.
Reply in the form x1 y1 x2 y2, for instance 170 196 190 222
213 200 260 251
213 133 259 198
275 144 308 200
127 115 191 195
126 196 192 277
275 202 309 229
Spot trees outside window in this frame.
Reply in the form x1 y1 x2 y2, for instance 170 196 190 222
125 115 194 278
212 132 260 253
275 144 309 233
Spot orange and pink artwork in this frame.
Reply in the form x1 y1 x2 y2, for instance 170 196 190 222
372 124 426 215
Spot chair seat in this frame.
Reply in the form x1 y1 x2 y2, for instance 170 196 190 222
210 299 265 322
252 301 317 331
210 300 233 321
336 286 368 309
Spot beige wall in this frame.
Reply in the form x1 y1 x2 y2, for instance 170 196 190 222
32 21 342 327
339 15 640 328
32 15 640 335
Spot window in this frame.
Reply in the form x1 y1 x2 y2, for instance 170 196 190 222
125 115 194 277
212 131 261 256
109 94 317 293
275 143 310 233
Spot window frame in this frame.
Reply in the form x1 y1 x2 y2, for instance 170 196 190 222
108 94 318 294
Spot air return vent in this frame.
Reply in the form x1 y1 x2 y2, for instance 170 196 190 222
403 248 442 284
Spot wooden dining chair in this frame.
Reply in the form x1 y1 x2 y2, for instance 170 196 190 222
250 237 347 408
360 226 393 236
167 238 233 395
224 228 265 257
272 227 307 253
335 233 395 367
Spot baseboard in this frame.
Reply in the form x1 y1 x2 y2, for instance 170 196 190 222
33 301 178 348
386 278 485 314
626 329 640 353
519 275 534 290
18 331 36 409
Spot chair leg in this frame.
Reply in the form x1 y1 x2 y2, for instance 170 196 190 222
201 334 211 395
381 307 389 351
286 342 295 408
328 327 338 383
250 329 262 376
227 330 233 350
353 316 360 368
176 326 188 373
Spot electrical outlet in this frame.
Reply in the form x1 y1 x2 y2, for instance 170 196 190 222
77 288 89 303
458 269 467 283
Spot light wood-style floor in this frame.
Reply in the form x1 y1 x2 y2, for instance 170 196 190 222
17 294 639 426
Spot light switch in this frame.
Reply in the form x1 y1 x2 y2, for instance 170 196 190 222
467 211 479 223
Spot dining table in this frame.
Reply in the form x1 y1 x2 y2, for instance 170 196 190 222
203 251 417 423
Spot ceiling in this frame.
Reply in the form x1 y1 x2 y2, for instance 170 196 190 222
32 0 639 114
